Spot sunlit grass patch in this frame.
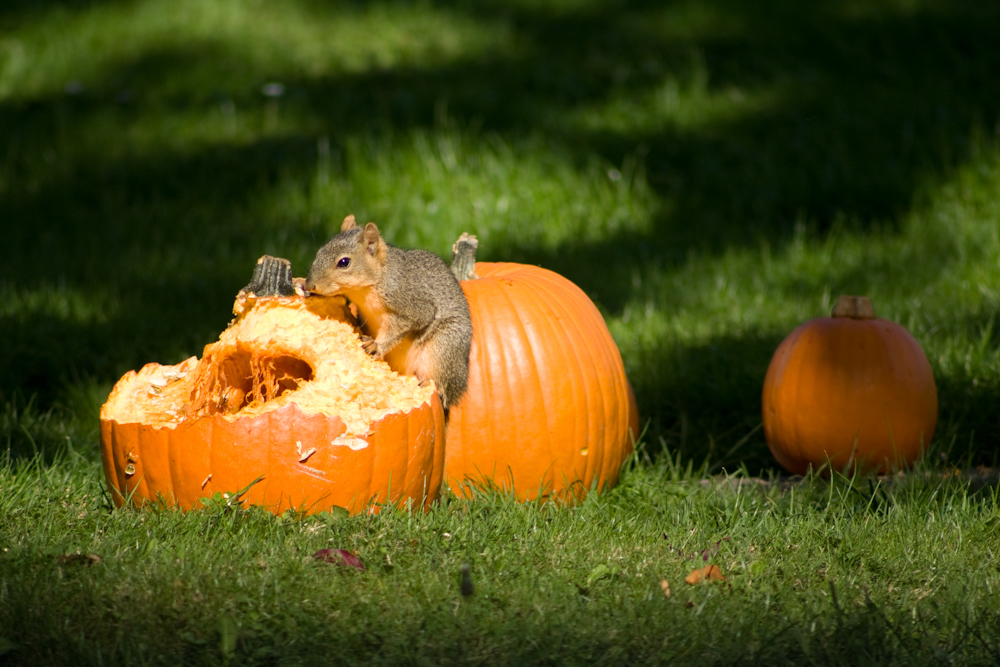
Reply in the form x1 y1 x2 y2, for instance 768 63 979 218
0 0 514 101
564 51 782 135
257 123 656 263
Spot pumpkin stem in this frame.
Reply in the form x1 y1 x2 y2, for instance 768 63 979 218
451 232 479 281
831 295 876 319
240 255 297 298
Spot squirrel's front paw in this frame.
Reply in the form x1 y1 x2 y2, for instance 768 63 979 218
359 335 380 357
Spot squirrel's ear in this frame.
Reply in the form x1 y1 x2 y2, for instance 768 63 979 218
340 215 357 232
362 222 384 259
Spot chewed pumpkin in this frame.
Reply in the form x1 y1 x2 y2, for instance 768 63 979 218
445 235 636 502
100 257 445 515
762 295 938 475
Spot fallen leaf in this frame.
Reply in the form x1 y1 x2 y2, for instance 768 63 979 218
685 564 725 585
659 579 671 598
313 548 364 570
56 553 102 566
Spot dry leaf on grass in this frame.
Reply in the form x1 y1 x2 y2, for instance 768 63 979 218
685 564 725 584
313 548 364 570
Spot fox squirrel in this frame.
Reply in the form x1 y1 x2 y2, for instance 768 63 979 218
305 216 473 411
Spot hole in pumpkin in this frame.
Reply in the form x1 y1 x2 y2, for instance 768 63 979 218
197 344 314 415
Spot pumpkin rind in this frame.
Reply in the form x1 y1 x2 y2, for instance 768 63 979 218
762 311 938 475
445 262 634 501
100 296 445 515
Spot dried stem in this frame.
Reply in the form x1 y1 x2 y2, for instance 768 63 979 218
831 295 876 319
240 255 296 298
451 233 479 281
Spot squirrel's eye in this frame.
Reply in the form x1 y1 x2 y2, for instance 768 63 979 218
336 257 351 269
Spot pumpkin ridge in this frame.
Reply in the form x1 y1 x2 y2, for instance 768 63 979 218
113 422 131 503
457 289 491 483
496 274 557 496
525 265 627 495
538 277 599 494
429 394 446 507
544 278 606 490
261 411 276 511
146 426 171 506
160 426 176 507
578 300 621 489
400 407 414 505
779 326 808 470
514 275 575 497
108 421 126 505
480 277 521 492
131 426 150 503
543 275 624 491
399 407 413 504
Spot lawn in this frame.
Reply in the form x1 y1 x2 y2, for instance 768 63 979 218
2 0 999 664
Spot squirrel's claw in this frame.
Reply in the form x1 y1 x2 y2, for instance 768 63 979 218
359 335 379 356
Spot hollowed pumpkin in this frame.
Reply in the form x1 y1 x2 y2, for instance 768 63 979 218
445 235 636 502
762 295 938 475
100 258 445 515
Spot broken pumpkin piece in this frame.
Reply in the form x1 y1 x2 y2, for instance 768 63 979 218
685 564 725 585
100 256 445 516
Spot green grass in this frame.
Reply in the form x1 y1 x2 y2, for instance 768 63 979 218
2 0 1000 664
2 447 999 665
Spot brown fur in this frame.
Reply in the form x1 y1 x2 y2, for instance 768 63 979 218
305 216 472 410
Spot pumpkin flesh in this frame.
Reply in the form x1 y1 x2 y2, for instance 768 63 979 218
100 295 445 514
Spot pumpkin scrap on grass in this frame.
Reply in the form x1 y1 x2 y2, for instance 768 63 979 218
445 234 638 503
100 256 445 516
763 295 938 475
685 565 725 585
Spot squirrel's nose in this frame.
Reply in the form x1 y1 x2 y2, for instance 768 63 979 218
298 276 318 295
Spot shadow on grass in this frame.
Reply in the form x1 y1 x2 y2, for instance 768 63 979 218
2 0 999 467
0 0 124 23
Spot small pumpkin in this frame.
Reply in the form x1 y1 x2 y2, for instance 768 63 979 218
100 257 445 515
762 295 938 475
444 235 636 502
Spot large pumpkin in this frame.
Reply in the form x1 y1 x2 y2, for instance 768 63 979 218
762 295 938 475
445 235 636 502
100 258 445 515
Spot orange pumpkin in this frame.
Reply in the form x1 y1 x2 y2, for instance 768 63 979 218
100 260 445 515
445 236 636 502
762 295 938 475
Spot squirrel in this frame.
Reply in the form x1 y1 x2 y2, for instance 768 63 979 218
305 215 473 411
